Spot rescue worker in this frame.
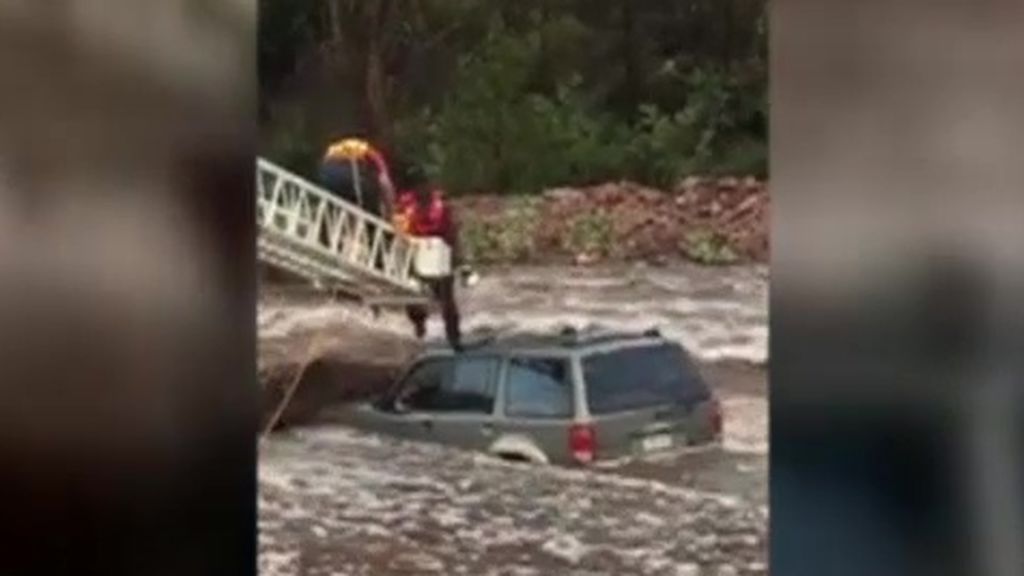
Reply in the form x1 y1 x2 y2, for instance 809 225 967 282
319 137 396 217
396 172 463 351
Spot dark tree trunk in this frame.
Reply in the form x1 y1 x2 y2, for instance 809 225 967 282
365 36 390 143
364 0 394 147
621 0 642 116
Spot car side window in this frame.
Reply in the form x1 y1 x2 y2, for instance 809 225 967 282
397 359 449 411
443 356 500 413
504 357 573 419
403 356 499 414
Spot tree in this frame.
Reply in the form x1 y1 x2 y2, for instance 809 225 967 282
259 0 769 187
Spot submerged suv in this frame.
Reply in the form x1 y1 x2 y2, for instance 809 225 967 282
338 328 722 465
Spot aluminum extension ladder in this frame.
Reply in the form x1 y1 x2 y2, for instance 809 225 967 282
257 158 429 306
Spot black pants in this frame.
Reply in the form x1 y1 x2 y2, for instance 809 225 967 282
406 275 461 349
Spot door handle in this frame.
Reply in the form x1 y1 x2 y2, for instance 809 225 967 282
420 418 434 430
480 423 495 436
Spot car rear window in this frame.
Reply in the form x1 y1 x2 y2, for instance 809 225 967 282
582 343 709 415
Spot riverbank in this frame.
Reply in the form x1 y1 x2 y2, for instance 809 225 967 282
454 177 769 266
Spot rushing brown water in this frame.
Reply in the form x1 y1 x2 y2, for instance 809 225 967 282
258 263 768 576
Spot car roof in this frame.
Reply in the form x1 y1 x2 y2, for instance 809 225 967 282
419 326 671 358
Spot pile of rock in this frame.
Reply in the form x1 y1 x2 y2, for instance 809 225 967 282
456 177 769 265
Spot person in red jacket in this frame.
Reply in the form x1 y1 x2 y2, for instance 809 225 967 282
398 182 463 351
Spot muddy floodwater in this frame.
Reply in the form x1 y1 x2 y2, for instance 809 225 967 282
258 262 768 576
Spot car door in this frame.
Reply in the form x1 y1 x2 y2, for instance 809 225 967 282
356 356 451 442
421 354 502 452
497 355 577 463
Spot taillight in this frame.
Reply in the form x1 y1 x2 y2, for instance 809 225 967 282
711 398 723 437
569 423 596 464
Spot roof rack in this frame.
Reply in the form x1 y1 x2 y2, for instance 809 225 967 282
554 325 664 347
424 325 666 354
559 325 580 345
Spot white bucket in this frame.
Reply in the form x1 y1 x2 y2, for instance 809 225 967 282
413 237 452 278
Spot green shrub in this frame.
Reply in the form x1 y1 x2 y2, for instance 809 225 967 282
400 32 632 195
623 67 767 185
461 198 540 263
563 211 614 256
392 35 767 194
681 230 739 265
712 137 768 179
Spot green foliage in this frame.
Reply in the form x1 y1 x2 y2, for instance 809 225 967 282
461 198 540 263
261 0 768 190
625 67 767 185
563 211 615 256
713 136 768 179
397 58 766 194
681 230 739 265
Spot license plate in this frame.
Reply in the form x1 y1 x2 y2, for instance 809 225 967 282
641 434 673 452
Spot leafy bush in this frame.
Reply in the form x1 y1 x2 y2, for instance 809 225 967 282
399 32 626 195
681 230 739 265
426 31 541 194
562 211 615 256
623 67 767 185
396 57 766 195
712 136 768 179
460 198 540 263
